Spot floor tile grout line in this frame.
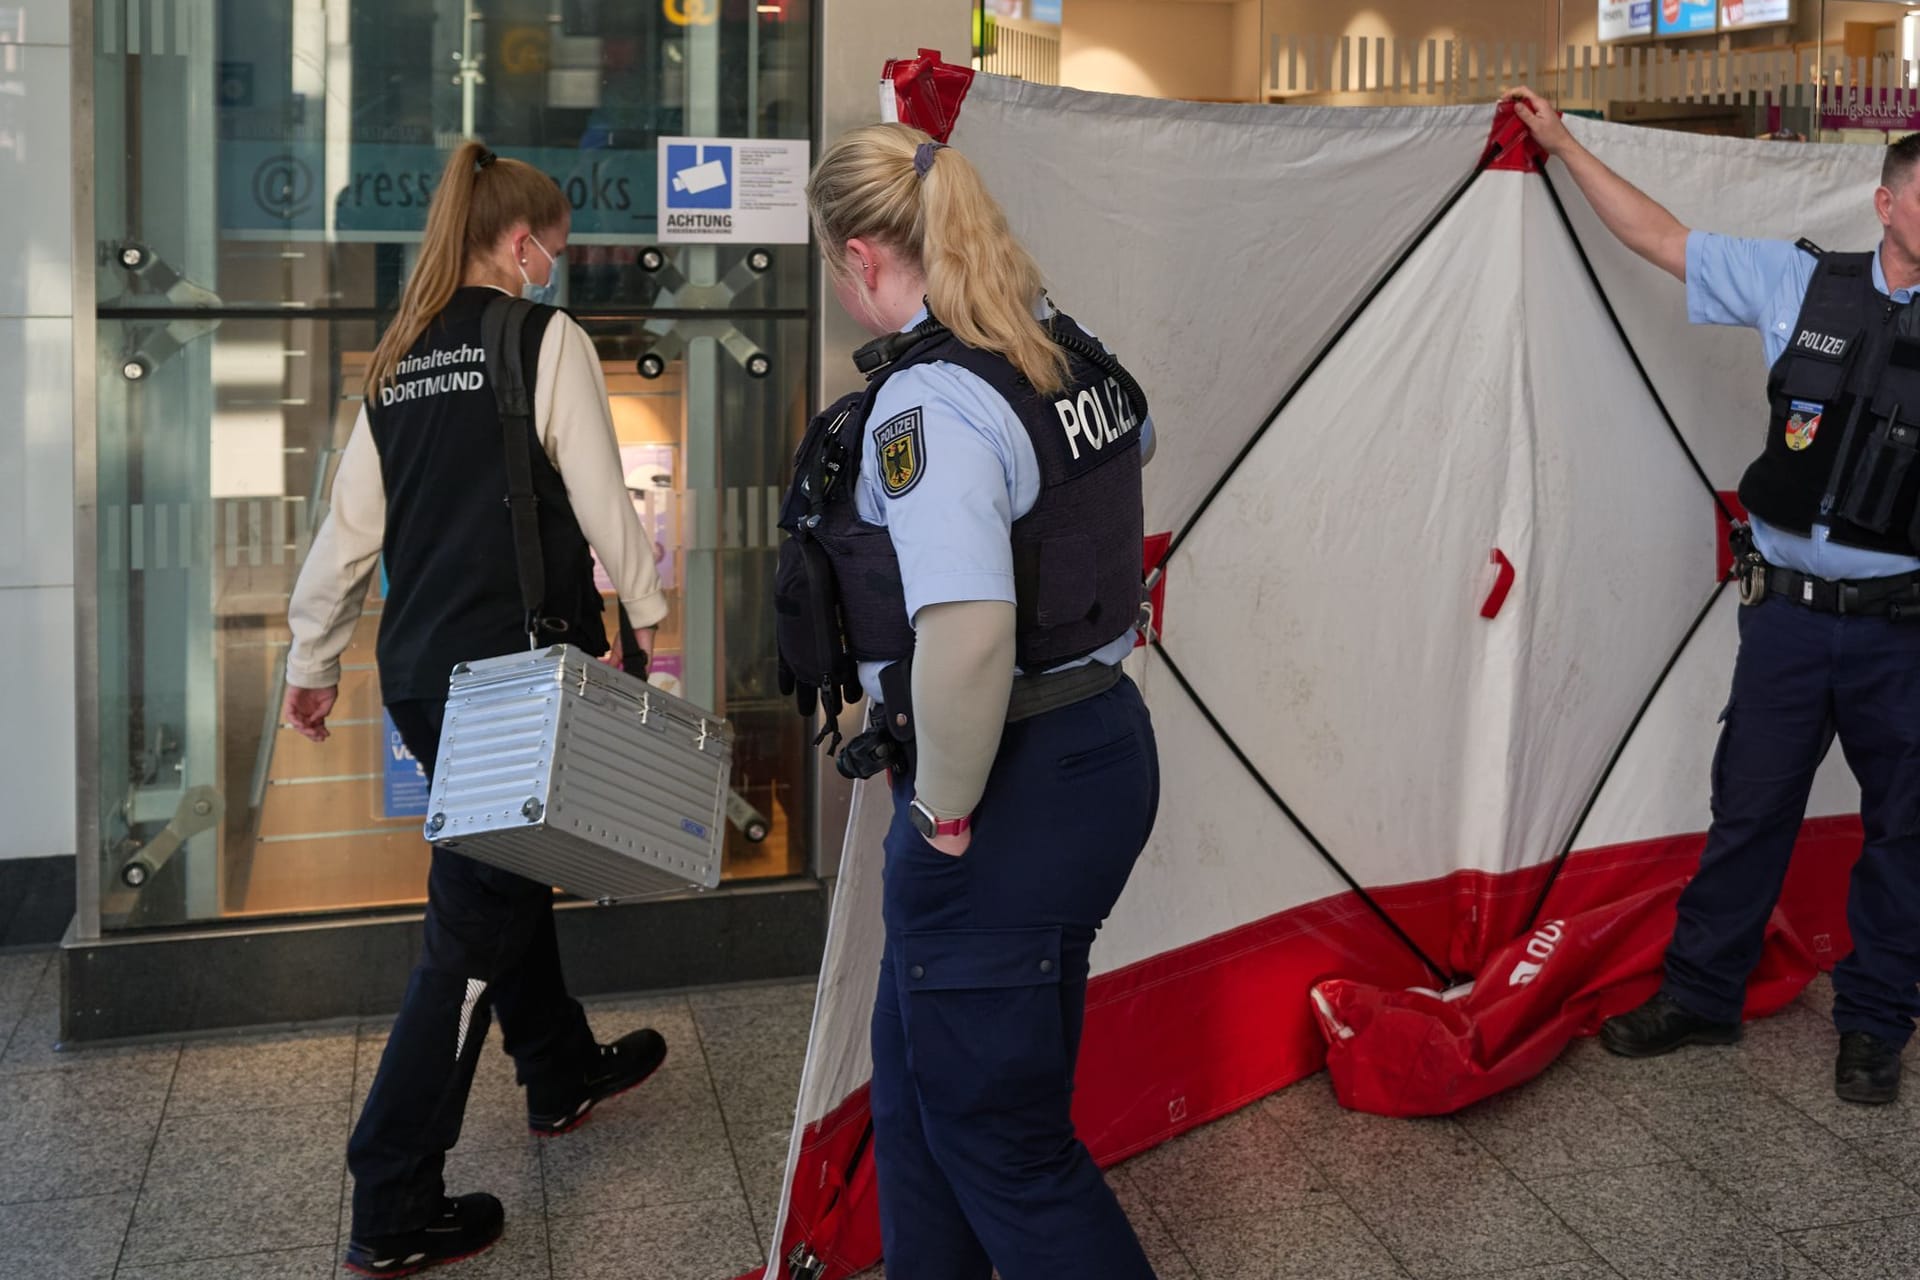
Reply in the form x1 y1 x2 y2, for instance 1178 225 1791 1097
539 1024 561 1280
1781 1231 1837 1280
1848 1130 1920 1193
1776 1205 1920 1237
1108 1166 1210 1278
107 1040 182 1279
1518 1155 1694 1192
1680 1143 1920 1236
542 1187 767 1224
1246 1096 1430 1278
113 1242 341 1272
335 1043 360 1272
0 953 52 1063
154 1093 360 1122
1767 1082 1920 1152
0 1187 155 1213
687 995 769 1248
1449 1106 1628 1277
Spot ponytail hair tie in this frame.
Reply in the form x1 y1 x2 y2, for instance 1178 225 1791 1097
913 140 946 179
475 149 498 170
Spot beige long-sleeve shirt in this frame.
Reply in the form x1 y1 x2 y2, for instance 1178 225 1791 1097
286 303 668 690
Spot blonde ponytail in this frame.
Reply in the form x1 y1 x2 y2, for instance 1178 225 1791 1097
808 124 1071 394
365 141 571 395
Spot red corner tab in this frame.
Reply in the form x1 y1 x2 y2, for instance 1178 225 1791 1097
883 49 976 143
1715 490 1749 581
1479 98 1548 174
1137 531 1173 648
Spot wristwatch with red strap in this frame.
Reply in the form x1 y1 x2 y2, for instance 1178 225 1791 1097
908 797 972 839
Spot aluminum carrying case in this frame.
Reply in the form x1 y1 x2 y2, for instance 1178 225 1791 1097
424 644 733 900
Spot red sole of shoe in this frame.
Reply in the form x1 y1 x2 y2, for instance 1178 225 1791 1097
343 1236 502 1278
528 1061 664 1139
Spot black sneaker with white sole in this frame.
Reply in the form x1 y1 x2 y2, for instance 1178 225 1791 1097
344 1193 504 1278
527 1027 668 1137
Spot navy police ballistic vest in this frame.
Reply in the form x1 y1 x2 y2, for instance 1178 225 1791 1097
775 311 1148 711
1741 249 1920 557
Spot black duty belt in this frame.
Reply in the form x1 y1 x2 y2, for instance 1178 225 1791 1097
1761 564 1920 619
1007 660 1123 722
870 659 1122 734
840 660 1125 783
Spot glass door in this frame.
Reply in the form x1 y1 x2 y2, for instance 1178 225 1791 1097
89 0 816 930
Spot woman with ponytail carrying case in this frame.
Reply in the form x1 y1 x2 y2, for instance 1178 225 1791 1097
283 143 671 1276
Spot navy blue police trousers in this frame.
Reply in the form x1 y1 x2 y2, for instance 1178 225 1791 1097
872 674 1161 1280
347 697 596 1238
1663 595 1920 1045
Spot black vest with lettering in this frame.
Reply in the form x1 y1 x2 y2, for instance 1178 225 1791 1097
783 312 1147 675
1740 251 1920 557
369 288 607 701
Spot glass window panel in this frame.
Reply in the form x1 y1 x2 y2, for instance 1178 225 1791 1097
94 0 814 312
90 0 818 931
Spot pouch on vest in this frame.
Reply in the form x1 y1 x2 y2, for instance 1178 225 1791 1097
774 392 868 744
773 535 859 724
1840 339 1920 534
1778 343 1851 405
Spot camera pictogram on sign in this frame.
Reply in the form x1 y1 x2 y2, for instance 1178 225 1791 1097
666 144 732 210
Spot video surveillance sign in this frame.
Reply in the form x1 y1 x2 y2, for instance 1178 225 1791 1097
659 136 811 245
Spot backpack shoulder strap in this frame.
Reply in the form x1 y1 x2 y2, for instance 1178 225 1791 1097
482 295 545 645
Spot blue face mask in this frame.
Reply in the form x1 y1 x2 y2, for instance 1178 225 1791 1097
519 236 563 305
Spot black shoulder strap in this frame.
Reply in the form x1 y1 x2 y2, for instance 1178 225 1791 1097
482 296 546 646
483 296 647 671
1813 250 1875 281
1795 237 1826 259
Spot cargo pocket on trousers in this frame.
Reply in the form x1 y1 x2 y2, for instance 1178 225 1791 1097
1707 699 1735 821
899 925 1067 1116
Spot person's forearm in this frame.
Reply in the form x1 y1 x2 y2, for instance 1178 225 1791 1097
541 319 670 628
287 409 384 688
1555 137 1689 280
909 601 1016 820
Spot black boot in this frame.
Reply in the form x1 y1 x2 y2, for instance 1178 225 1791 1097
527 1027 668 1137
1600 993 1741 1058
1835 1031 1903 1106
344 1193 504 1278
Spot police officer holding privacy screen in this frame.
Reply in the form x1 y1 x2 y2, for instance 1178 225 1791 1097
775 123 1161 1277
282 143 671 1275
1511 87 1920 1106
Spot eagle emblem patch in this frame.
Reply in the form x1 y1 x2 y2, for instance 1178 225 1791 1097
876 409 926 498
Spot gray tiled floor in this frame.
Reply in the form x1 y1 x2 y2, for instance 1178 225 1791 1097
3 961 1919 1279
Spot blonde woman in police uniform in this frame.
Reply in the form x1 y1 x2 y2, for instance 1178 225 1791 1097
781 125 1161 1279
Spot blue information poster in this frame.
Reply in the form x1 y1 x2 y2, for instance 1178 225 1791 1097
221 142 658 240
383 710 431 820
1655 0 1717 35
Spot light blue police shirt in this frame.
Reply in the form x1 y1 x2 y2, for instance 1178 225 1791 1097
853 306 1155 705
1686 230 1920 580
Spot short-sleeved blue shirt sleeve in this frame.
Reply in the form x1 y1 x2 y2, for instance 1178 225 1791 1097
1685 231 1819 364
855 361 1032 622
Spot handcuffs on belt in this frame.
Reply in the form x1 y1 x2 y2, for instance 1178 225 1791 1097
1728 520 1769 607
